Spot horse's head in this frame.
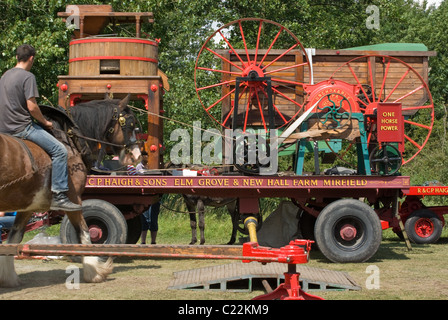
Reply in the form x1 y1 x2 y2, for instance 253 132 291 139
70 94 143 167
107 94 142 166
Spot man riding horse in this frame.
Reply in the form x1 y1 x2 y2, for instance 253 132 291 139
0 44 80 212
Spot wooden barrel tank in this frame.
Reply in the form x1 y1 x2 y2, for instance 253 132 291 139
68 37 158 76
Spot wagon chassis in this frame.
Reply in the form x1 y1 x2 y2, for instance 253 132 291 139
1 174 410 300
83 174 409 205
81 173 412 263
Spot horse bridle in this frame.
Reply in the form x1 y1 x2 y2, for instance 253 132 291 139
60 106 140 155
105 107 140 153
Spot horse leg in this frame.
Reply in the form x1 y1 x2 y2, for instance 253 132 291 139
0 212 33 287
65 210 113 283
65 151 113 283
186 201 197 245
198 199 205 245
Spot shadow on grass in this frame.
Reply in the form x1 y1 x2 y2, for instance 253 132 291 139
309 239 415 263
0 258 162 295
0 269 67 295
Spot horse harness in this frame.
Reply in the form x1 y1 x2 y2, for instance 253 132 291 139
8 135 38 173
61 106 139 153
104 107 138 151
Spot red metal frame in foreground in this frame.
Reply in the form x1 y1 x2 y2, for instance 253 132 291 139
0 239 322 300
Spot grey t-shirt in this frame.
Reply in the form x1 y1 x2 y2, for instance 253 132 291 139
0 67 39 134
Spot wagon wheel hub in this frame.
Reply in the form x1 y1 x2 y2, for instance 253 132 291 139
89 225 103 242
415 218 434 238
339 224 357 241
195 18 311 131
242 64 265 88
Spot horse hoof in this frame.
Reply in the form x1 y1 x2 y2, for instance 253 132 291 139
0 256 20 287
83 256 113 283
189 241 197 245
0 277 20 288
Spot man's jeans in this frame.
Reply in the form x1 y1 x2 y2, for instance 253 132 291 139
13 122 69 193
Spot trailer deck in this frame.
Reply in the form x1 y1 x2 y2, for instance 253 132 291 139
83 174 411 203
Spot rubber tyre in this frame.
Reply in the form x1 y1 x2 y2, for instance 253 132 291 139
404 209 443 244
60 199 128 244
314 199 382 263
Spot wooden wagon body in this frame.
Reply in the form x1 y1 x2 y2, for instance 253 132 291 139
219 45 436 127
57 5 165 169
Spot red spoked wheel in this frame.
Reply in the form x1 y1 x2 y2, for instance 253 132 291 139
330 55 434 166
195 18 311 132
404 209 443 244
414 218 434 238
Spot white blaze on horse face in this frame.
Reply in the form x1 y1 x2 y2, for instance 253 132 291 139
130 145 142 164
119 145 142 165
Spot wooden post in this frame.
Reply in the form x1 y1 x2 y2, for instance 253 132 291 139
136 16 141 38
146 80 161 168
79 16 84 38
393 190 412 251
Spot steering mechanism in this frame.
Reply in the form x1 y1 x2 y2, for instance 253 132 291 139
369 143 402 176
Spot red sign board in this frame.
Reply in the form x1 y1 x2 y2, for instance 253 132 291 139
377 103 404 144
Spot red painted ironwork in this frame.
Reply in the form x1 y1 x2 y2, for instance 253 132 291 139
330 55 434 165
194 18 311 130
69 56 158 63
414 218 434 238
405 186 448 196
376 103 405 153
303 79 361 113
242 239 312 264
244 240 323 300
252 268 324 300
70 38 158 46
339 224 357 241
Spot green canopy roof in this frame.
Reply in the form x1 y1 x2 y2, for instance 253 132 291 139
343 43 428 51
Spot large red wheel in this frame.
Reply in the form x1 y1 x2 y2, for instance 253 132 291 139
329 55 434 165
195 18 311 132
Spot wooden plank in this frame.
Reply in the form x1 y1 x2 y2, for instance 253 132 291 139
168 262 361 292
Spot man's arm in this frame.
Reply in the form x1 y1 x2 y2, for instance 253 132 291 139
27 97 53 130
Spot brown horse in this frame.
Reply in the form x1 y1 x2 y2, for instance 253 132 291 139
0 95 141 287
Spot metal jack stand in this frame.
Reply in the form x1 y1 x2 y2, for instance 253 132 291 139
242 240 323 300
